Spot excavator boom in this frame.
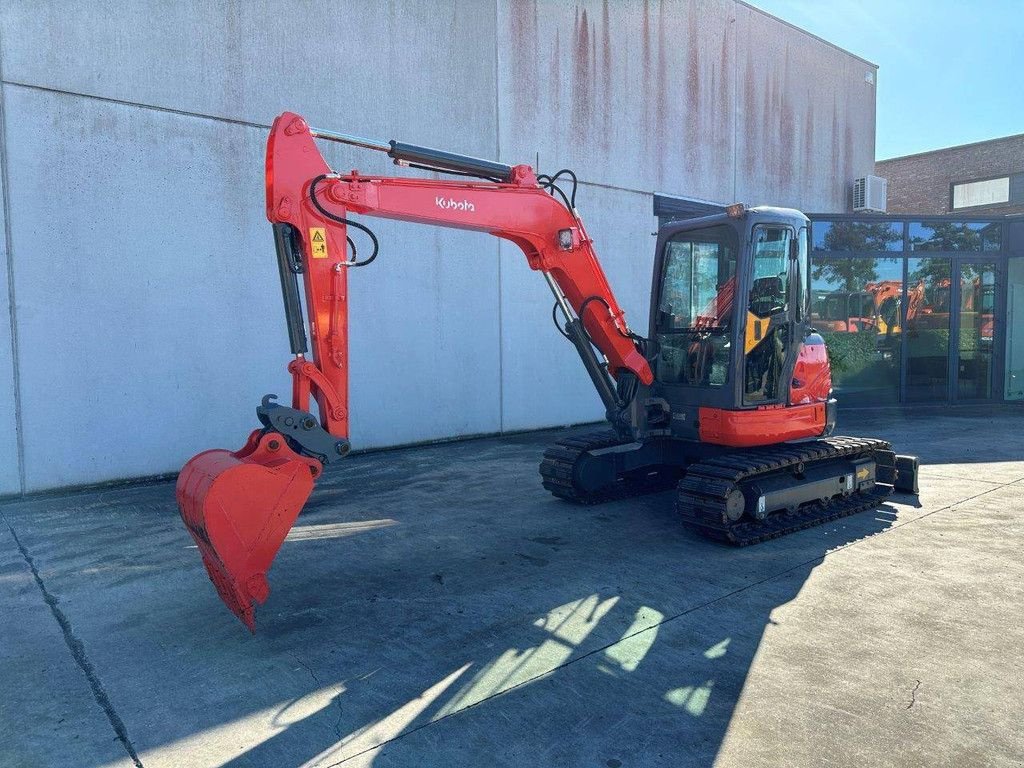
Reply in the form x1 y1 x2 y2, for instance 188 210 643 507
178 112 651 629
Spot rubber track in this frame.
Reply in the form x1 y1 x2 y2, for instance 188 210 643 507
676 436 897 545
539 430 677 504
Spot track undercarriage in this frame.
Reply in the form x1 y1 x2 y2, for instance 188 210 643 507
540 431 918 545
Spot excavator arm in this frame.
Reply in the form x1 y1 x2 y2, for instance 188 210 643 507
265 111 651 442
177 112 652 629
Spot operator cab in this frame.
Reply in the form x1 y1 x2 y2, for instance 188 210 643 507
648 206 813 438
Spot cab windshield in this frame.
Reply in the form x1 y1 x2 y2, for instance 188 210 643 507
655 225 737 386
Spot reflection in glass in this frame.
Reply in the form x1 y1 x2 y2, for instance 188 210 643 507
810 257 901 405
655 226 737 387
957 262 995 399
813 221 903 252
745 226 792 404
1005 258 1024 401
905 258 951 401
908 221 1001 252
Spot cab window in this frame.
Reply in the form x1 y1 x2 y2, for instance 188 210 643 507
744 226 792 404
655 225 737 387
748 227 790 318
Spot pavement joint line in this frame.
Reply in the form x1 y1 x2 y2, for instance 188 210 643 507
324 476 1024 765
288 651 344 740
0 509 145 768
1 465 1018 766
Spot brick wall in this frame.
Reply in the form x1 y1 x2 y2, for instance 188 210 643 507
875 134 1024 215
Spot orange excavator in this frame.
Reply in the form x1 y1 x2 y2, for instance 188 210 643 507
177 113 919 630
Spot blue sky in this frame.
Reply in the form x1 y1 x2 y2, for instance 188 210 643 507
750 0 1024 159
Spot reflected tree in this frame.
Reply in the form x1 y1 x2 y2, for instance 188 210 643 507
909 222 1000 252
822 221 903 252
812 257 879 292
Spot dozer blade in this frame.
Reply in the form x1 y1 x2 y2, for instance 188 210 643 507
176 430 322 631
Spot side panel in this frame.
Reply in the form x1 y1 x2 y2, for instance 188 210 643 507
698 402 827 448
790 334 832 404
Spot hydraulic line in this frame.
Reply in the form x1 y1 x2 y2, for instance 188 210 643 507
308 174 380 267
542 272 622 417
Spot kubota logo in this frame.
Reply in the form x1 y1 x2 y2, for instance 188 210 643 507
436 196 475 212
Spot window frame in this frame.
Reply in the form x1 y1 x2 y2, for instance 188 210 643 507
655 225 739 334
747 223 794 320
652 224 740 389
950 174 1012 211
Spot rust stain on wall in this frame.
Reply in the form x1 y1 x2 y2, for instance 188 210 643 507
716 30 732 185
844 122 855 194
601 0 612 152
641 0 652 154
509 0 540 129
743 57 758 178
803 94 816 192
831 96 841 193
655 0 668 183
572 6 592 145
684 11 701 174
779 48 794 189
551 27 561 120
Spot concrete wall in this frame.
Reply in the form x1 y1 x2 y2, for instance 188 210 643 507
0 0 876 493
0 93 21 494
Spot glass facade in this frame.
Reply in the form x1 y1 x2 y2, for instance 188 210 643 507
810 257 902 405
1007 258 1024 401
807 216 1019 406
654 210 1020 407
957 262 996 400
905 257 951 401
908 221 1001 252
813 220 903 252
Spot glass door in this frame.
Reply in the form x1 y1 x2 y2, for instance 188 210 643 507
743 225 794 405
1005 257 1024 400
954 259 997 400
905 257 952 401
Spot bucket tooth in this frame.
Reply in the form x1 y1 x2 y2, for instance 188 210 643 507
176 430 321 631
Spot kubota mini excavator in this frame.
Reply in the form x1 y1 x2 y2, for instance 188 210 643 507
177 112 919 630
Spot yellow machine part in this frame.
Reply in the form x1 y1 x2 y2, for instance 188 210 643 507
745 311 768 354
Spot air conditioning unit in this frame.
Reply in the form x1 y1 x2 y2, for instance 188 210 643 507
852 175 887 213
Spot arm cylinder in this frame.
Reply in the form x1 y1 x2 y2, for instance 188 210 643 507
387 141 513 181
272 223 309 355
306 123 512 181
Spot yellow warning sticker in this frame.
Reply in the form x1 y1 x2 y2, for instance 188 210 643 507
856 467 870 480
309 227 328 259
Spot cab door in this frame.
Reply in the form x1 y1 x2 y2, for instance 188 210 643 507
743 224 805 405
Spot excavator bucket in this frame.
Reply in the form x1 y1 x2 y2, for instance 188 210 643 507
176 430 322 631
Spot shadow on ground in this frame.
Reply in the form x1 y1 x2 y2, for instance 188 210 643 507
2 405 1022 767
222 498 900 767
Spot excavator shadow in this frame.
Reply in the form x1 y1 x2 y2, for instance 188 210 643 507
209 435 902 768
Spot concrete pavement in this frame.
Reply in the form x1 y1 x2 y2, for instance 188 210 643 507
1 406 1022 767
